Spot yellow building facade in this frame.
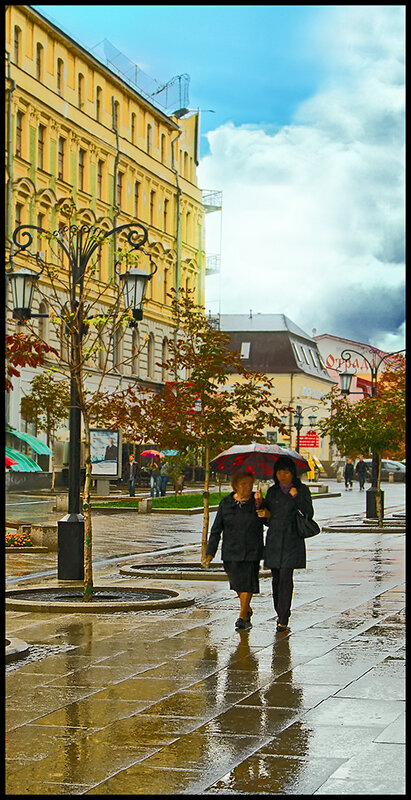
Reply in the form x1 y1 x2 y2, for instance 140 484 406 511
6 5 206 438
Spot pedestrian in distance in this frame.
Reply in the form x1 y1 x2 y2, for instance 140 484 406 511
354 454 368 490
203 470 264 630
343 457 354 490
126 453 138 497
159 461 169 496
255 454 315 633
149 458 162 498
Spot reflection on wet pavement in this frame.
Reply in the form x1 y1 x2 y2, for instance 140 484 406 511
5 489 405 795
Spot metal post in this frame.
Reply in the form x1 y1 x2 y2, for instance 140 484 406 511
366 369 384 520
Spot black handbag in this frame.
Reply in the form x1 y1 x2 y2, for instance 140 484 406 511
296 508 321 538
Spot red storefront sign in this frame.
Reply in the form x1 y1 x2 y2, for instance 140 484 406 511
298 432 320 448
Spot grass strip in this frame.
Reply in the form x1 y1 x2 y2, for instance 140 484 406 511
92 491 231 510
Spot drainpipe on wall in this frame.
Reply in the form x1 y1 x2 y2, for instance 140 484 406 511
6 51 15 257
289 372 295 445
5 51 16 428
112 97 121 283
171 129 183 370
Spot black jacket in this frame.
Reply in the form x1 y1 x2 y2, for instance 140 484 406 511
344 462 354 480
206 492 264 562
355 460 367 476
262 481 314 569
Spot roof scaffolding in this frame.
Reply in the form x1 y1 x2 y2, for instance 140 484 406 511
90 39 190 114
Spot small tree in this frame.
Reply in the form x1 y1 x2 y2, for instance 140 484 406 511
318 353 406 526
20 370 70 490
94 289 291 561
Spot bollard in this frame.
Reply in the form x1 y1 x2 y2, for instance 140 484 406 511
138 498 152 513
388 472 394 483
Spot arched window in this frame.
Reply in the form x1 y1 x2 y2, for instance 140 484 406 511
78 73 84 109
60 319 69 364
147 333 155 378
184 152 189 178
161 134 166 163
57 58 64 94
14 26 21 65
147 123 152 154
131 113 136 144
15 110 24 158
36 43 43 81
185 212 191 242
131 329 139 375
113 327 123 372
38 300 49 344
163 198 169 232
161 337 169 382
96 87 102 121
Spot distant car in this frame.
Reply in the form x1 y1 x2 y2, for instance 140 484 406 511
356 459 406 482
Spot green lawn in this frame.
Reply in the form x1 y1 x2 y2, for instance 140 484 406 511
92 491 231 510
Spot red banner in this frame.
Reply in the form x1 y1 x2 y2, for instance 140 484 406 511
298 432 320 448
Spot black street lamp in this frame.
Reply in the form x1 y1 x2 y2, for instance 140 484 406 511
7 220 156 579
283 404 318 453
339 348 405 520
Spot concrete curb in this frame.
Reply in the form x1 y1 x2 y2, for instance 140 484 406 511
5 584 196 613
119 563 273 581
6 546 48 554
5 637 30 663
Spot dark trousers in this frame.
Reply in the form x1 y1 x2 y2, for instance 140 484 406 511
128 479 136 497
271 567 294 626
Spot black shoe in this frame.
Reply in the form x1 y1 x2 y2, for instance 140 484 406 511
235 617 251 630
276 623 290 633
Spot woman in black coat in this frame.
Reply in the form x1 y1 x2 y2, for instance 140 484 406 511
204 470 264 630
256 455 314 633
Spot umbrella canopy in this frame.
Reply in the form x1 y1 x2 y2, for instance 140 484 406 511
5 455 19 467
140 449 164 458
209 443 309 479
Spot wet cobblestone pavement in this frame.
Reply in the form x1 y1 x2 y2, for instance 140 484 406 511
5 482 405 794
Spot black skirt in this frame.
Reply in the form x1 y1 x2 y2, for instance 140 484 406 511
223 560 260 593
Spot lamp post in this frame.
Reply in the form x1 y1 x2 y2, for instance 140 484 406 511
339 348 405 520
7 220 156 579
282 405 318 453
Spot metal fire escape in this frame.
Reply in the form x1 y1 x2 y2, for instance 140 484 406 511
202 190 222 276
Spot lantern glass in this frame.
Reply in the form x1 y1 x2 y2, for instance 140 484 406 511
293 412 302 429
308 414 317 428
120 268 150 313
8 267 38 316
339 370 355 394
281 415 287 425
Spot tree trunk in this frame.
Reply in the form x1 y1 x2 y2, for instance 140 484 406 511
82 414 94 600
201 445 210 564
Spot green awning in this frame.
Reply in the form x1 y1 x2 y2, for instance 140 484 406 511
5 446 43 472
6 430 52 455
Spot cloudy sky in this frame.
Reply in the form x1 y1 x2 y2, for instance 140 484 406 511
35 5 405 352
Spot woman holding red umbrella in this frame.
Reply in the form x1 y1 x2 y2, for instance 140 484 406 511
204 469 264 630
256 455 314 633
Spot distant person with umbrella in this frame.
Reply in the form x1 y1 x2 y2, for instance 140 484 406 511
256 454 314 633
204 470 264 630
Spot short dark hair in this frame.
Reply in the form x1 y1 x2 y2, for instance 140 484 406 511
273 456 297 483
231 470 254 491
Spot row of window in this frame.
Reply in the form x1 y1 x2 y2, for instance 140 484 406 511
12 25 194 178
33 302 172 380
15 112 198 237
292 341 326 370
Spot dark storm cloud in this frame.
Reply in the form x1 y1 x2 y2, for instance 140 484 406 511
313 281 405 347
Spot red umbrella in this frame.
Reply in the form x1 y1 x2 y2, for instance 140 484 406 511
140 449 164 458
209 443 309 478
5 455 19 467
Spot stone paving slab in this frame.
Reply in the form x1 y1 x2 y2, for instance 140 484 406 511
5 491 405 795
